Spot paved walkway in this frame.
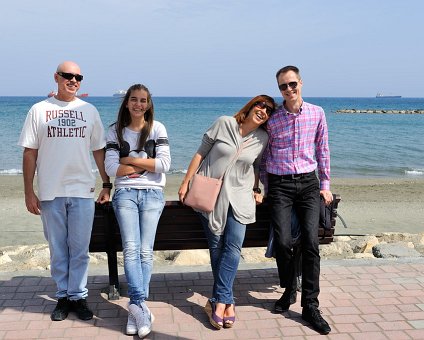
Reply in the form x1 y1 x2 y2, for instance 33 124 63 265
1 258 424 339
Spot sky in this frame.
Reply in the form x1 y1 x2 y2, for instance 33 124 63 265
1 0 423 97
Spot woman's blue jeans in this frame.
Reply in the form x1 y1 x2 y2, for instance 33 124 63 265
199 206 246 304
40 197 94 300
112 188 165 305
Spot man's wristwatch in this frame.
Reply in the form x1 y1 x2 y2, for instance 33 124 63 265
252 187 261 194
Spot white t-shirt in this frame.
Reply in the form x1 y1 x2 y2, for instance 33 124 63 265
18 97 106 201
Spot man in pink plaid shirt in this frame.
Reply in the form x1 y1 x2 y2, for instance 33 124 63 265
260 65 332 335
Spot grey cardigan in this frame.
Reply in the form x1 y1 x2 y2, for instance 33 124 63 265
196 116 269 235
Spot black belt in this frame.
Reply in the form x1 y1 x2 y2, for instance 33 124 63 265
279 171 314 180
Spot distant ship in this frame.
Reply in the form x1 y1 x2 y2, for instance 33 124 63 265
47 91 88 98
376 93 401 98
113 90 127 97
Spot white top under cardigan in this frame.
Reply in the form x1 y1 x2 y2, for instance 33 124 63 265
196 116 269 235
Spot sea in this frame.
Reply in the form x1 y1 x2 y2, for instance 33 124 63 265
1 96 424 179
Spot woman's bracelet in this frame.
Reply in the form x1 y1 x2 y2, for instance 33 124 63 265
102 182 113 189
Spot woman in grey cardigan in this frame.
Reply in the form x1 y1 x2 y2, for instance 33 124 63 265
178 95 275 329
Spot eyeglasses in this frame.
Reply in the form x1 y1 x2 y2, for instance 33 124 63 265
254 101 274 116
57 72 83 82
278 81 298 91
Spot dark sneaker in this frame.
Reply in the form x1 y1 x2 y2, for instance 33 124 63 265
70 299 93 320
302 305 331 335
274 289 297 313
51 297 70 321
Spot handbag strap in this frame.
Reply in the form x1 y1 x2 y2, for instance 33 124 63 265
211 138 251 180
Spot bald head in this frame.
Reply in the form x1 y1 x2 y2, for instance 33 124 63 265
56 61 81 73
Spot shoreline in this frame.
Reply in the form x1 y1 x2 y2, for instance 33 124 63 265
336 109 424 114
1 174 423 247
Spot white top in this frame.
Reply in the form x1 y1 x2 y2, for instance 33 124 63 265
18 97 106 201
104 121 171 189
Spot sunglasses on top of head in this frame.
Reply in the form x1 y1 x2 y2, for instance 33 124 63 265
278 81 298 91
57 72 84 82
253 101 274 116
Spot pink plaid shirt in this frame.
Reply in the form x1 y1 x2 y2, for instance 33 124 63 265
260 101 330 190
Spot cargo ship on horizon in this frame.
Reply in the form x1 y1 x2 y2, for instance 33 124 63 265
376 93 401 98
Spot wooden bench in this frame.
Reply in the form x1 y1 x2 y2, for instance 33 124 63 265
90 195 341 299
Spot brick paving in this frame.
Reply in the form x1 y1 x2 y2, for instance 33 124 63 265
1 258 424 339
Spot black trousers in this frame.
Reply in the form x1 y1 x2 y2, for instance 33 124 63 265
267 172 321 307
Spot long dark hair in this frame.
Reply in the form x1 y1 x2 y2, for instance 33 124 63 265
113 84 154 151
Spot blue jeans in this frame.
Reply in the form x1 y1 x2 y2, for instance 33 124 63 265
40 197 94 300
112 188 165 305
199 206 246 304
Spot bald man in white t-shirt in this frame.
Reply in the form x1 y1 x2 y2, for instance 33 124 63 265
18 61 110 322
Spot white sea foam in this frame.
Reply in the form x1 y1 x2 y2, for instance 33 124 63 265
0 168 188 176
168 169 187 175
405 169 424 176
0 169 22 175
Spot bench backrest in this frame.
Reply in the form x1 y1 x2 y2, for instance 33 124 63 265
90 196 340 253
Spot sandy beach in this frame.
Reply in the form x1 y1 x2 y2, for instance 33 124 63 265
1 175 423 248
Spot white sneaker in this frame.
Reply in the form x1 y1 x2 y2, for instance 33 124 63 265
142 302 155 326
126 310 137 335
128 302 155 339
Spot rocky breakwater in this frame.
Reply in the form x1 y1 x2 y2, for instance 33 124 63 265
336 109 424 114
0 232 423 272
320 232 424 259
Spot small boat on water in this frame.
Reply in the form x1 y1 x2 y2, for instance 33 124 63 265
376 93 401 98
47 91 88 98
113 90 127 97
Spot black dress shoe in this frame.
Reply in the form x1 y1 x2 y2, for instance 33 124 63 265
274 289 297 313
302 305 331 335
70 299 93 320
50 297 70 321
